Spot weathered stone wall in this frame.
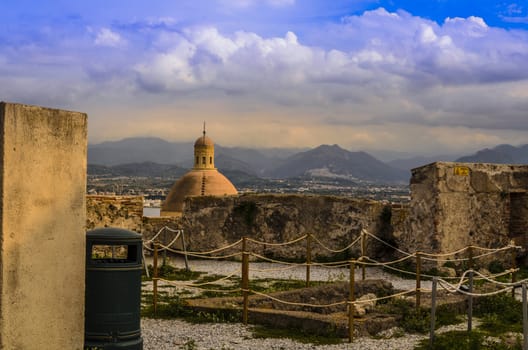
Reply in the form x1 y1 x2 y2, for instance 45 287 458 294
0 102 86 349
89 194 394 261
86 195 143 233
143 216 183 243
174 194 392 261
399 162 528 265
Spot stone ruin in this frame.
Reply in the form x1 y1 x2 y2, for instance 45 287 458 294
87 161 528 266
397 161 528 266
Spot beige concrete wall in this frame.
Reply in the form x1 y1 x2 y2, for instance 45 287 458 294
0 102 87 349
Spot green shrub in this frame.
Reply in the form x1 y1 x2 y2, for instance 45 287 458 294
488 261 505 274
416 330 521 350
475 293 522 332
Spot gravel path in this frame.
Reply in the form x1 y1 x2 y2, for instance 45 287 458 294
145 256 432 291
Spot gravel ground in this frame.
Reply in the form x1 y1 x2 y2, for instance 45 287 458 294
142 257 440 349
142 318 427 350
141 318 479 350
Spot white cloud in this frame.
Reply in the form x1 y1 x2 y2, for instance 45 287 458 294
131 7 528 140
94 28 125 47
3 6 528 154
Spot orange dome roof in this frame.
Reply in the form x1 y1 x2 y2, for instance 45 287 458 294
161 169 237 215
194 135 214 147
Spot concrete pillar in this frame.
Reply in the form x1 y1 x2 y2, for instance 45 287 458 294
0 102 87 349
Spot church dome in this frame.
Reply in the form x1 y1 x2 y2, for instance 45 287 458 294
160 169 237 215
160 125 237 216
194 135 214 147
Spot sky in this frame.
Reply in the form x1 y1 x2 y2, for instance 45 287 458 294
1 0 528 157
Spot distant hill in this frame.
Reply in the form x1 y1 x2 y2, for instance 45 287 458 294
266 144 409 182
388 154 458 171
88 162 187 178
88 137 301 171
89 137 410 182
88 137 193 166
456 144 528 164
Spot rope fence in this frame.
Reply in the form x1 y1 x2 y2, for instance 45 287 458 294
144 226 527 345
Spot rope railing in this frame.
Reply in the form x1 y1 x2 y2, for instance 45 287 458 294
147 242 525 346
146 226 523 344
250 290 348 308
160 239 243 256
249 252 305 265
156 278 242 295
143 226 182 244
158 268 240 288
246 234 307 246
311 234 362 253
362 229 414 257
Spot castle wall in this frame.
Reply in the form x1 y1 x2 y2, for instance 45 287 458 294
178 194 391 260
87 194 393 261
400 162 528 264
0 102 87 349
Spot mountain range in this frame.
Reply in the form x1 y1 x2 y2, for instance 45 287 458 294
88 138 527 183
455 144 528 164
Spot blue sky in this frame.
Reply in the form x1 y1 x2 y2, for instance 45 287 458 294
1 0 528 156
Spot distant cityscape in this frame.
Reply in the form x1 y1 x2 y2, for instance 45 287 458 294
87 171 410 207
87 140 528 208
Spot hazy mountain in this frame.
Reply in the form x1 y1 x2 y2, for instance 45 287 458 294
266 144 409 182
88 137 295 171
88 162 187 178
88 137 410 182
388 154 458 171
215 153 258 175
456 144 528 164
88 137 193 166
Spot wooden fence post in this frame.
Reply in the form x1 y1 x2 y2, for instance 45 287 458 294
153 243 159 315
429 277 438 348
416 251 421 311
468 245 474 270
163 227 167 266
467 270 474 332
349 260 356 343
522 284 527 350
361 231 366 281
306 233 312 288
180 230 190 272
512 246 517 299
242 237 249 325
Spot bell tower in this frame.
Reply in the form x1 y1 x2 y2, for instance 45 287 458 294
193 122 215 170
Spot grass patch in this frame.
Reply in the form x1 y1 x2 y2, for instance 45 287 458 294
475 294 522 335
378 298 462 334
252 325 343 345
415 330 522 350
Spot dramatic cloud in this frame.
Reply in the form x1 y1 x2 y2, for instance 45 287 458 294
131 9 528 135
1 5 528 154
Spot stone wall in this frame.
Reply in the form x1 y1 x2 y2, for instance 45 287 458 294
86 195 143 233
0 102 87 349
399 162 528 265
89 194 394 261
173 194 392 261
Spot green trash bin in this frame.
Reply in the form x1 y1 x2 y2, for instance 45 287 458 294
85 228 143 350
